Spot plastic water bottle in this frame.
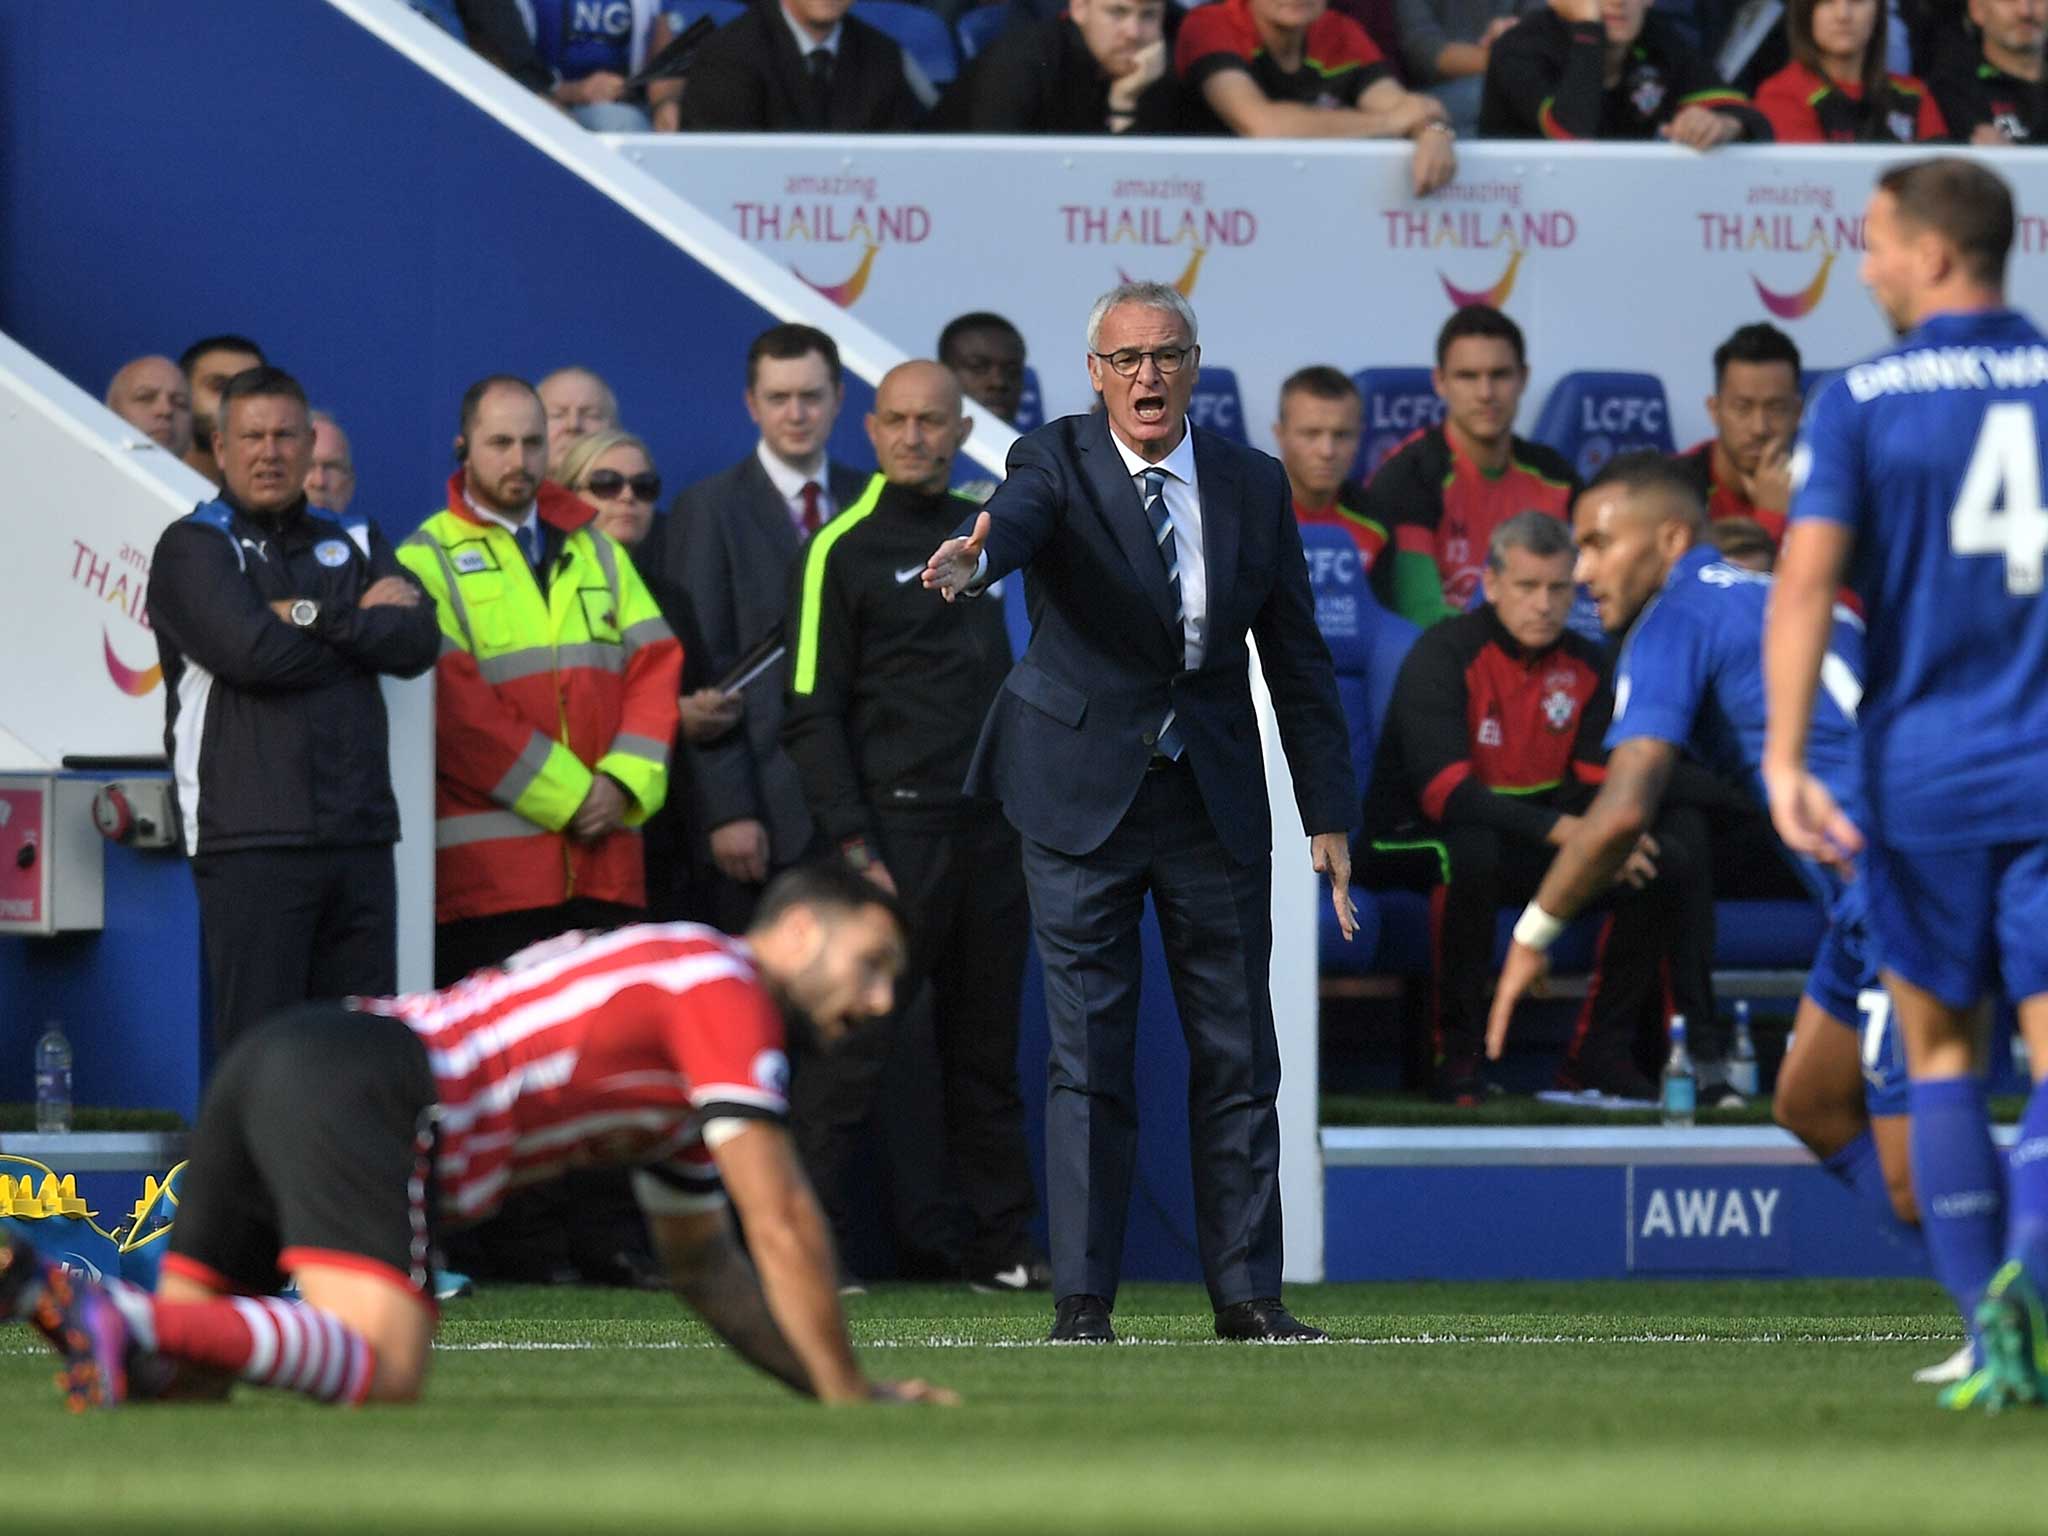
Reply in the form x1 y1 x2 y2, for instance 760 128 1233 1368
34 1024 72 1135
1661 1014 1696 1128
1729 1000 1760 1098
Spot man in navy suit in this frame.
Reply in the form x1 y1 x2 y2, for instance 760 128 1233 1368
925 282 1360 1343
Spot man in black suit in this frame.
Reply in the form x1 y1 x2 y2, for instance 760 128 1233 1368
925 282 1360 1344
678 0 924 131
666 324 869 929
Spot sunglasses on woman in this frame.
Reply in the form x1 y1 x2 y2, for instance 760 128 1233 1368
584 469 662 503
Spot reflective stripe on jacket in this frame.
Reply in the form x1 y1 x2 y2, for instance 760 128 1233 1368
398 474 682 922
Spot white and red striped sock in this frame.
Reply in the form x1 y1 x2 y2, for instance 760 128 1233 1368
140 1294 376 1405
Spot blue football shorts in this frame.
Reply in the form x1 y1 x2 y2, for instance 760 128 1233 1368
1864 837 2048 1011
1802 877 1908 1116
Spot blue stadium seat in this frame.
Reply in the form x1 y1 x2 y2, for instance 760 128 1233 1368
955 3 1012 59
1351 366 1444 481
1300 525 1405 974
1014 365 1043 431
1188 366 1246 442
853 0 960 84
663 0 746 30
1530 371 1675 481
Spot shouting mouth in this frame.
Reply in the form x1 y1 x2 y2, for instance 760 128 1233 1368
1132 392 1169 427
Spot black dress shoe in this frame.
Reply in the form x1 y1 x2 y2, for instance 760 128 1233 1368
1214 1298 1328 1342
1048 1293 1115 1343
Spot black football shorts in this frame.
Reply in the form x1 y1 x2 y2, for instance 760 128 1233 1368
164 1002 440 1306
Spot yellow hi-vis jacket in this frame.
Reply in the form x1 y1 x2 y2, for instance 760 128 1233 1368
399 476 682 923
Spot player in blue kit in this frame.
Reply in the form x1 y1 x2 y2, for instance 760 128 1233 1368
1764 157 2048 1413
1485 455 1927 1299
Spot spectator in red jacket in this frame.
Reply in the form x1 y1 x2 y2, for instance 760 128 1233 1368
1755 0 1947 140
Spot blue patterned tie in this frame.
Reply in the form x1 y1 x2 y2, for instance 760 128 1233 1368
1141 468 1185 761
516 520 540 571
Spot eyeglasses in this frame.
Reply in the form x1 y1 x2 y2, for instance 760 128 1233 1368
584 469 662 503
1092 345 1195 378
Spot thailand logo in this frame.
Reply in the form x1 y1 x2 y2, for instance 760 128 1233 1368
1380 182 1573 313
1064 177 1256 298
1751 251 1834 320
1440 248 1523 310
1699 184 1859 321
734 173 931 311
1118 247 1206 298
792 245 879 308
103 626 161 696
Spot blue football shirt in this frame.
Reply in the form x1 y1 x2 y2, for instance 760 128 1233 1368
1791 307 2048 850
1609 545 1865 903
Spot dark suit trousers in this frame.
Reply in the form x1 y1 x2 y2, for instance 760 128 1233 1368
1022 758 1280 1310
192 844 397 1058
792 811 1036 1273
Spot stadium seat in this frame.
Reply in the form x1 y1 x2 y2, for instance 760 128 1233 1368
1351 366 1444 481
662 0 746 30
853 0 960 84
1298 525 1411 975
1188 366 1247 442
1014 365 1044 432
1529 371 1675 481
955 3 1012 59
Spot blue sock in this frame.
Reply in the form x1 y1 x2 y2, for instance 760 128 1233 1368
1909 1077 2006 1325
1821 1130 1927 1258
2005 1077 2048 1288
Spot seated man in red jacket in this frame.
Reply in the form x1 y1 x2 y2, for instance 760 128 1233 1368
1356 511 1713 1102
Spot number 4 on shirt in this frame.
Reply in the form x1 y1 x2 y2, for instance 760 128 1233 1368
1951 401 2048 596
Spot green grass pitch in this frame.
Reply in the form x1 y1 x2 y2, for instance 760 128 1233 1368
3 1279 2042 1533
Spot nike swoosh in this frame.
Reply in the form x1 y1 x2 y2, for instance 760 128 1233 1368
894 565 925 584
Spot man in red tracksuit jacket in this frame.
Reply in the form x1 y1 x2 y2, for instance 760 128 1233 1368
1358 511 1713 1102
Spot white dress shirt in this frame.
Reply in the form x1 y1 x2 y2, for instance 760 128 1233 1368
779 4 842 62
1109 423 1207 670
464 489 540 557
755 439 837 535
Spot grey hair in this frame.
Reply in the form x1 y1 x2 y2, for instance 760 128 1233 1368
1486 510 1576 572
1085 282 1199 353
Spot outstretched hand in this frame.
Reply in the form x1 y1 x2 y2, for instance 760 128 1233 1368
1486 941 1552 1061
923 512 991 602
1311 832 1358 943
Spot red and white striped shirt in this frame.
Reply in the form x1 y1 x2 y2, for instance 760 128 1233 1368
360 924 788 1225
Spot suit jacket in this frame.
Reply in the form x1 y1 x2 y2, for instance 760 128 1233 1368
678 1 921 131
965 412 1357 865
667 451 870 866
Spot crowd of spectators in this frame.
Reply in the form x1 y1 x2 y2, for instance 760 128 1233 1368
419 0 2038 149
113 287 1847 1227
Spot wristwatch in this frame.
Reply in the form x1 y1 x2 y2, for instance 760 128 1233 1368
288 598 321 629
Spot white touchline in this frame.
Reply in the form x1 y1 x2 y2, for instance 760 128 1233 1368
0 1331 1963 1358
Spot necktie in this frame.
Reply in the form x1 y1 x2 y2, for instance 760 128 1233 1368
806 48 833 122
516 520 541 572
799 481 824 535
1141 468 1185 761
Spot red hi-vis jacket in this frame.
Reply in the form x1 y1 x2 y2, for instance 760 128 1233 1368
398 476 683 923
